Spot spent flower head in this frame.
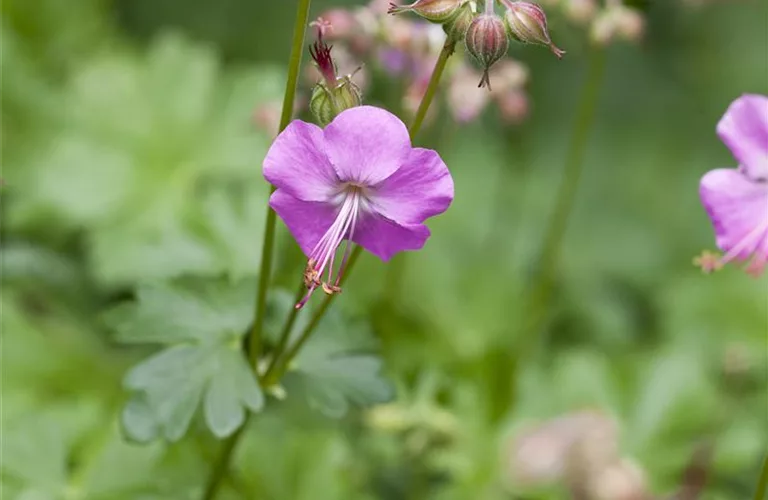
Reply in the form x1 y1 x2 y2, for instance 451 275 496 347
699 94 768 277
308 28 363 126
263 106 454 308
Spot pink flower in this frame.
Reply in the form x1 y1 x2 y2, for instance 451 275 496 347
263 106 454 307
699 94 768 276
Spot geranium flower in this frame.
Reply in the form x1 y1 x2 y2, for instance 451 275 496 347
263 106 454 307
699 94 768 276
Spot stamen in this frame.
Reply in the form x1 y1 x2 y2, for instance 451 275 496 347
695 216 768 277
295 187 364 309
693 250 723 274
309 28 337 87
720 217 768 265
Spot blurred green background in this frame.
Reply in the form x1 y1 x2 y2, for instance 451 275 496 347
2 0 767 499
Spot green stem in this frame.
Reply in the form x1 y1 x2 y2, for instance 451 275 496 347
755 454 768 500
381 40 455 305
248 0 313 369
261 279 307 381
203 2 312 499
521 48 606 340
264 246 363 386
266 38 457 385
409 40 455 137
200 425 247 500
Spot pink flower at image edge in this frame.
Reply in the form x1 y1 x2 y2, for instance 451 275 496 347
699 94 768 276
263 106 454 307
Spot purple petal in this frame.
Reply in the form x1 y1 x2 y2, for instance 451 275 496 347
717 94 768 180
369 148 454 225
263 120 339 202
323 106 411 186
352 214 430 262
700 168 768 261
269 190 337 257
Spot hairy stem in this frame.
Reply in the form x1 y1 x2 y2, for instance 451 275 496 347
522 48 606 341
755 454 768 500
248 0 313 369
203 2 312 499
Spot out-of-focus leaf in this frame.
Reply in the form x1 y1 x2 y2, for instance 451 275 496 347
196 184 267 281
1 415 67 494
107 279 254 345
108 278 264 441
284 310 392 418
7 33 284 285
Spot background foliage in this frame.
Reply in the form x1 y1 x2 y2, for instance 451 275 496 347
2 0 767 499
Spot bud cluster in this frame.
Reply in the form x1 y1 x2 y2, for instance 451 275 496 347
389 0 563 89
250 1 538 136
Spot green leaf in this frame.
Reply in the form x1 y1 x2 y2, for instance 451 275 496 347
196 183 268 281
7 32 284 286
1 415 67 493
110 278 264 441
121 395 161 444
107 279 255 345
203 349 264 438
284 310 392 418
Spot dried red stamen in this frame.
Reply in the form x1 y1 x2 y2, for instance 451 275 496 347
309 30 337 87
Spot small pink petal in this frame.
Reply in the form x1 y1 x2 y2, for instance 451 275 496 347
263 120 339 202
352 215 430 262
369 147 453 225
323 106 411 186
700 168 768 262
717 94 768 181
269 190 338 257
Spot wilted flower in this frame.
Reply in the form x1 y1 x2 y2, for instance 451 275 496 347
699 94 768 277
263 106 454 308
587 459 649 500
505 411 618 487
308 29 363 126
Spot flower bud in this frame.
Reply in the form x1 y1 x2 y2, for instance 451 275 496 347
503 1 565 59
310 77 363 126
387 0 464 24
443 2 475 43
465 13 509 89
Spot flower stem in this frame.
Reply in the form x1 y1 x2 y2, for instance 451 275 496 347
522 48 606 340
382 39 455 304
202 2 312 499
409 40 455 137
264 246 363 386
267 38 457 385
200 425 247 500
261 279 306 381
248 0 313 370
755 454 768 500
